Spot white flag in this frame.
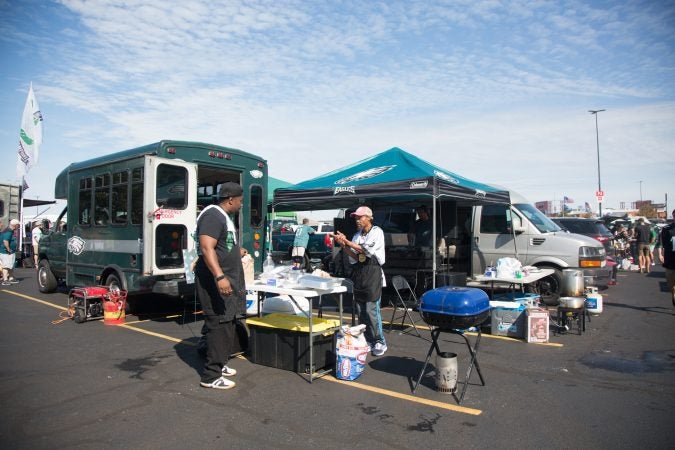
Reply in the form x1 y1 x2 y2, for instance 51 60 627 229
16 83 43 179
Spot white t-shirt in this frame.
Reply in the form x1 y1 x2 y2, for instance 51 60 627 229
348 225 387 286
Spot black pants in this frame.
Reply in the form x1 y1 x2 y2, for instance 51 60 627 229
201 315 236 383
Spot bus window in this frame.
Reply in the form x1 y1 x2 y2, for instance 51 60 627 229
250 184 263 228
130 168 143 224
111 170 129 225
157 164 187 209
79 177 93 226
156 224 185 268
94 173 111 226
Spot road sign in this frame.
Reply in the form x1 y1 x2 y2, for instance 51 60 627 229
595 190 604 202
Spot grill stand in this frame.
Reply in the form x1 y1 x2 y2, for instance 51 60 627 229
412 327 485 404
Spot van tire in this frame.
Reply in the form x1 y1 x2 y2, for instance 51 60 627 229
37 260 58 293
529 266 562 306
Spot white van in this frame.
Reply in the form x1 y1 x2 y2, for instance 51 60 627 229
369 190 610 304
470 190 610 303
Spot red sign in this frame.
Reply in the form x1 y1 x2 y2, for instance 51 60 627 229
595 190 604 202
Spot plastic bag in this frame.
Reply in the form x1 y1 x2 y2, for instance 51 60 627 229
335 324 369 381
496 257 522 279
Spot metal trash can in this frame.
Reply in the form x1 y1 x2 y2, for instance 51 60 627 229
435 352 458 394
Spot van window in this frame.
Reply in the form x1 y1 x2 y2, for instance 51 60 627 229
156 164 187 209
515 203 560 233
111 170 128 225
249 184 263 228
94 173 111 226
79 177 93 226
156 223 185 268
480 205 509 234
130 168 143 224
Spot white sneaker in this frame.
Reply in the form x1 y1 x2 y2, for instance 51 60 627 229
372 342 387 356
221 365 237 377
200 376 235 390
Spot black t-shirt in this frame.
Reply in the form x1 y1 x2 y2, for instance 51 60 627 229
196 206 245 317
662 224 675 270
634 224 652 244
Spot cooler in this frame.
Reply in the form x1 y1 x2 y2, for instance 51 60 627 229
490 303 526 338
247 313 340 373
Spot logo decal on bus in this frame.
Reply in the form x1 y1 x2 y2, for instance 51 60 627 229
250 170 264 179
67 236 86 255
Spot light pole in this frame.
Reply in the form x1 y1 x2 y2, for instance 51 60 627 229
639 180 643 203
589 109 605 217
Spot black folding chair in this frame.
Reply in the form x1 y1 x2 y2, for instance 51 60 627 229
388 275 422 337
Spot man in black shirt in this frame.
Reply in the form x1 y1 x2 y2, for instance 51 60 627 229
634 218 653 273
195 182 246 390
661 209 675 305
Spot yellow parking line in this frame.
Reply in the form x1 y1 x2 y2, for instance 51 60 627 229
324 376 482 415
2 290 68 311
6 290 482 414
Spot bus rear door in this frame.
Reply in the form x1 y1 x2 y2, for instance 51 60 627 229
143 156 198 276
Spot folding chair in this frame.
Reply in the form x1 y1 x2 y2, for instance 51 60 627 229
388 275 422 337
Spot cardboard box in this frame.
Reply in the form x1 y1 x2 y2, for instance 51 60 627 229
491 306 526 338
526 307 549 343
247 313 339 373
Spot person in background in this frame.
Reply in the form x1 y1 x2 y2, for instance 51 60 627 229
32 221 43 268
334 206 388 356
649 225 659 266
661 209 675 306
0 220 4 283
0 219 21 285
410 205 433 247
194 182 246 390
651 225 662 265
291 218 315 270
634 218 653 273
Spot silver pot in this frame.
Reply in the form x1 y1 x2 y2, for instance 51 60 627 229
561 269 585 297
559 296 585 309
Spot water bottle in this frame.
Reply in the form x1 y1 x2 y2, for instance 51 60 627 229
263 252 275 273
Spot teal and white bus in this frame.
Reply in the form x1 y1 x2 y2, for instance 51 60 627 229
37 140 267 299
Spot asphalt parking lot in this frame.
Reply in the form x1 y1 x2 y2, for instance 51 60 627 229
1 266 674 449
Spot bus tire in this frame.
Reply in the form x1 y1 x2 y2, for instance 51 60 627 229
37 260 58 293
104 273 122 293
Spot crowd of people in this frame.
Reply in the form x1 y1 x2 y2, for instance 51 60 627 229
611 218 664 272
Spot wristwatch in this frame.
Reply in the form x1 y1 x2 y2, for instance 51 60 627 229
215 274 226 282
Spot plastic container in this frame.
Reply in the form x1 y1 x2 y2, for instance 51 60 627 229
247 313 340 373
262 252 275 273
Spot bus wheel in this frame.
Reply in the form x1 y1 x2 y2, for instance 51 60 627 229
37 260 58 293
104 273 122 293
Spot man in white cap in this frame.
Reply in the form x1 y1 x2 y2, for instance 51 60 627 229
334 206 388 356
0 219 21 285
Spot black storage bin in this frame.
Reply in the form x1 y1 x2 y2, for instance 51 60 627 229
247 314 338 374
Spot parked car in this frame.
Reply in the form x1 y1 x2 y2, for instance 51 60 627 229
551 217 615 256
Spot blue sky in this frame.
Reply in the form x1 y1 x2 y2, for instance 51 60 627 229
1 0 674 217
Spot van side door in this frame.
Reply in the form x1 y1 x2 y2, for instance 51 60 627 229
471 204 519 274
143 156 198 276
